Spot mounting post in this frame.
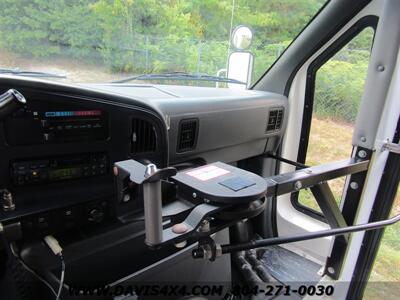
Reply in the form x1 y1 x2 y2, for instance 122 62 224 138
143 164 163 246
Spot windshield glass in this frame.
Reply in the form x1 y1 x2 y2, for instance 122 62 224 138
0 0 327 87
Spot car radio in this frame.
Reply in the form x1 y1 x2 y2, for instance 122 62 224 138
4 107 108 145
10 153 108 186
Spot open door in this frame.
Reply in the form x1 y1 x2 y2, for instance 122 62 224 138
253 0 400 298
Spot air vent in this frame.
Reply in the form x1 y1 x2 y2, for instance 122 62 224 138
177 119 198 152
131 118 157 153
266 108 284 133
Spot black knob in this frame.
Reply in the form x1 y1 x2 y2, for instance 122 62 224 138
88 208 105 223
192 248 205 259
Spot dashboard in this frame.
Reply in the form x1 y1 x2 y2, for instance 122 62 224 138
0 75 287 286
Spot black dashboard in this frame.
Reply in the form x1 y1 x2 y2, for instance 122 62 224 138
0 80 168 239
0 75 287 286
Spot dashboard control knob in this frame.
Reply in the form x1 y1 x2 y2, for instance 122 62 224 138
43 133 54 141
123 193 131 202
41 120 50 128
2 189 15 211
88 208 105 223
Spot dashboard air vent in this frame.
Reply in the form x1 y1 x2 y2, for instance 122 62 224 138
131 118 157 153
177 119 198 152
266 108 284 133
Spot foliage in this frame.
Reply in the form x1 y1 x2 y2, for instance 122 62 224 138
0 0 373 122
0 0 102 58
0 0 324 73
313 27 374 122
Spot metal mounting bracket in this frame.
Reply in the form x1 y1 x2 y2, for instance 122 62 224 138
381 140 400 154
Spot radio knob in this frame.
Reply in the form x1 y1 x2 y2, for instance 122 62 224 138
43 133 54 141
41 120 50 128
88 208 105 223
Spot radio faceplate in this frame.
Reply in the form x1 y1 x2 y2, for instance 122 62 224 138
5 107 108 145
11 153 108 186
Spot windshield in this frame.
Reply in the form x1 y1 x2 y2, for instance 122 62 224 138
0 0 327 87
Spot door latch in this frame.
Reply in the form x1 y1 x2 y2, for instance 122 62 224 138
381 140 400 154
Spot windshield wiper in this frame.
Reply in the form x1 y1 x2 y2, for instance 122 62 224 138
112 72 246 85
0 68 66 79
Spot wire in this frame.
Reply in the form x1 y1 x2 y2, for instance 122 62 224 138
56 254 65 300
221 213 400 254
42 235 65 300
9 242 58 298
10 242 66 300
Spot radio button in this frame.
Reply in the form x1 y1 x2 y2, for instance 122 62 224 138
39 162 48 168
31 170 39 177
16 169 27 175
16 176 25 185
14 164 27 171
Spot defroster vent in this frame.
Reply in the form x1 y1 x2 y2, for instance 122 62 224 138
177 119 198 152
266 107 284 133
131 118 157 153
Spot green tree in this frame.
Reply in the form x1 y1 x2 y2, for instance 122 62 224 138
0 0 327 76
0 0 101 58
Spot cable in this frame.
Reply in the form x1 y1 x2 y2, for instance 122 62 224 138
56 254 65 300
9 242 58 298
9 235 66 300
43 235 65 300
221 213 400 254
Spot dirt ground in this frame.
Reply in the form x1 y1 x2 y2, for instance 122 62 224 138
304 116 399 215
0 49 124 83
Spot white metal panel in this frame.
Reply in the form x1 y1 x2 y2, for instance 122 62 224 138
276 0 383 263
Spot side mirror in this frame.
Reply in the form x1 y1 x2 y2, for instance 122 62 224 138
227 52 254 90
231 25 253 50
226 25 254 90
